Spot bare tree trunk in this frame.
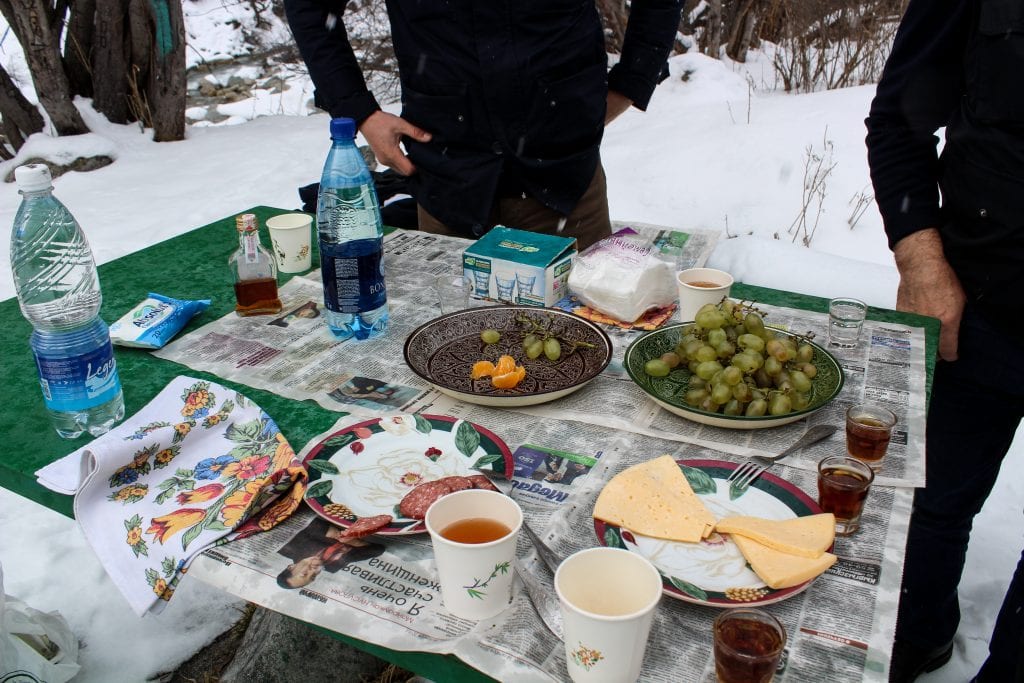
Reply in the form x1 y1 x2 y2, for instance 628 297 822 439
596 0 628 54
0 64 45 153
3 0 88 135
93 0 130 123
726 0 758 61
705 0 722 57
64 0 96 97
145 0 185 141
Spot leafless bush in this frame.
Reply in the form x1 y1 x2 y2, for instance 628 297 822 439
784 129 836 247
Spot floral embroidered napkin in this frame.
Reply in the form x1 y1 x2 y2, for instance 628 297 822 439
36 376 307 616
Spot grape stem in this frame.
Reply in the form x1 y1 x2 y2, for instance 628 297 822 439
515 314 597 355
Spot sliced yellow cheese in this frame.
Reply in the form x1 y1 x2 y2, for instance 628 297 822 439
714 513 835 559
731 533 837 589
593 455 716 543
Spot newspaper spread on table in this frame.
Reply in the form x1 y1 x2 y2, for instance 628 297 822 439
162 226 927 681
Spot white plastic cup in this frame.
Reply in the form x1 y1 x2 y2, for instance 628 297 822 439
555 547 663 682
425 489 523 620
433 273 474 314
676 268 734 322
266 213 313 273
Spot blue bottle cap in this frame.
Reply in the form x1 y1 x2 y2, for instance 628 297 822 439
330 117 357 140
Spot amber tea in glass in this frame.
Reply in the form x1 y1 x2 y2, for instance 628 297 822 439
713 608 786 683
817 455 874 535
845 404 897 470
439 517 511 544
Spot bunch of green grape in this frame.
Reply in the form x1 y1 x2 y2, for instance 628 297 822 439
643 300 819 417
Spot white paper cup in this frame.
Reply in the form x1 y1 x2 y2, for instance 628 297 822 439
266 213 313 273
425 489 523 620
555 547 663 682
676 267 733 322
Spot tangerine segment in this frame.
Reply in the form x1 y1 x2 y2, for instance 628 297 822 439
491 365 527 389
494 355 517 375
471 360 496 379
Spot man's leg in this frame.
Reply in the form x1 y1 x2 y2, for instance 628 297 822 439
892 307 1024 681
976 551 1024 682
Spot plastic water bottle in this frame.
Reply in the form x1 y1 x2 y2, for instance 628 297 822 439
10 164 125 438
316 117 388 340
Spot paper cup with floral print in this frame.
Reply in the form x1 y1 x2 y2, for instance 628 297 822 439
266 213 313 273
425 489 523 620
555 547 663 682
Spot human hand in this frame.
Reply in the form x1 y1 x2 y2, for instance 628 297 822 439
893 228 966 361
605 90 633 125
359 111 432 176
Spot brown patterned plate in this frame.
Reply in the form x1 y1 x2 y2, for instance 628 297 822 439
403 306 613 407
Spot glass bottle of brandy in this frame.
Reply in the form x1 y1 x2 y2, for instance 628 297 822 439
230 213 283 316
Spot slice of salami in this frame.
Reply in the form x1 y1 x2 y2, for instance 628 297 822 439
399 480 451 520
438 475 473 492
342 514 394 539
467 474 500 492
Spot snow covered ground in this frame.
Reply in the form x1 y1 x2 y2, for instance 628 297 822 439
0 5 1021 681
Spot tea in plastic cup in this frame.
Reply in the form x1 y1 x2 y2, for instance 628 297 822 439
713 608 787 683
677 268 733 322
555 547 662 682
425 489 522 620
817 455 874 536
266 213 313 273
828 297 867 348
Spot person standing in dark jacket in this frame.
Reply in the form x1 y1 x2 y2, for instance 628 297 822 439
284 0 683 249
865 0 1024 681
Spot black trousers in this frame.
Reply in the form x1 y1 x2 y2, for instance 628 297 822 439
895 305 1024 681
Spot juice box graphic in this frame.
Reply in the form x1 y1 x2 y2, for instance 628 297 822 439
462 227 577 307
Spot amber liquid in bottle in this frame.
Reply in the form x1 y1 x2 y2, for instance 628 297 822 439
231 213 283 316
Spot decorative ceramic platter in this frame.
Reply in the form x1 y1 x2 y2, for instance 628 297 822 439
403 306 613 407
623 323 844 429
302 414 514 534
594 459 827 607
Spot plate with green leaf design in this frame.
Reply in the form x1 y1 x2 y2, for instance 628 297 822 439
593 459 827 607
303 414 514 535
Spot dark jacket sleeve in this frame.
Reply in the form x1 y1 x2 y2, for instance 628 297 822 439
864 0 972 249
607 0 683 110
284 0 381 123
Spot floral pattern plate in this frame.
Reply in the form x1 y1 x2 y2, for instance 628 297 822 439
624 323 844 429
403 306 613 407
593 459 827 607
302 414 514 535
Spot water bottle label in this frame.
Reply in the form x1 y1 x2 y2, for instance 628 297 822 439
321 241 387 314
34 341 122 411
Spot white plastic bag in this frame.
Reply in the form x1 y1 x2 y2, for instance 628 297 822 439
1 563 80 683
567 229 677 322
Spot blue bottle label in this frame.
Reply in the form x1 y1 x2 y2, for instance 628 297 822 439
321 240 387 314
34 340 121 411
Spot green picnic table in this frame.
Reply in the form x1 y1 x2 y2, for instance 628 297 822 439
0 206 939 682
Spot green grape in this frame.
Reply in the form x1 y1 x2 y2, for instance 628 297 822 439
764 356 783 377
790 369 812 392
766 338 785 360
722 365 743 386
801 363 818 379
543 337 561 361
481 329 501 344
768 393 792 415
745 398 768 416
723 399 743 416
737 333 765 353
688 360 702 374
753 368 772 388
721 298 736 317
526 340 544 359
523 333 538 349
695 345 718 363
696 360 723 381
797 343 814 363
645 358 670 377
689 376 707 390
732 381 752 402
725 326 739 342
695 308 727 330
660 352 681 368
731 352 759 374
711 370 724 385
716 341 736 359
684 339 704 359
699 396 720 413
750 388 766 401
708 328 727 347
711 381 732 404
684 388 708 406
744 312 766 336
792 391 811 410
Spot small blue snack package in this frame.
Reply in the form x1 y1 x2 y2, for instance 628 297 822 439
109 293 211 349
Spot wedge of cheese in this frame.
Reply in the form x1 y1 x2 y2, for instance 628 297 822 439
593 455 716 543
714 513 835 559
731 533 837 589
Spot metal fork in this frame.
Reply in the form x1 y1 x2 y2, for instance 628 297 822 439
727 424 837 494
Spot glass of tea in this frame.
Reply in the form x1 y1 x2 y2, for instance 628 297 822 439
713 608 787 683
555 547 662 682
676 267 734 322
424 489 522 620
845 404 897 470
817 455 875 535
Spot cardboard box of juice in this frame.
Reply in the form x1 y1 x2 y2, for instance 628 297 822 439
462 227 577 307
